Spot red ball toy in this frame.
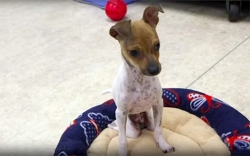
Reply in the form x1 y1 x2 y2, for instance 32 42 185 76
105 0 127 21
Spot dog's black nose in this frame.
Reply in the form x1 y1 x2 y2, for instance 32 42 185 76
147 65 160 76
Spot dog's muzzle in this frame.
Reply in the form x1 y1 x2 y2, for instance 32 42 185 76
147 64 161 76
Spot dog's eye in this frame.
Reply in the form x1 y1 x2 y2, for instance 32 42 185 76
155 43 160 51
129 50 139 57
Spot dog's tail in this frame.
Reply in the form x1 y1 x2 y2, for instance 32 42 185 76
100 89 112 95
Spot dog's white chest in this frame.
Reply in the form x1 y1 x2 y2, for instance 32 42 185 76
125 78 161 114
112 63 162 114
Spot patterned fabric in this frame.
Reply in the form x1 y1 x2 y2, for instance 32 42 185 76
54 88 250 156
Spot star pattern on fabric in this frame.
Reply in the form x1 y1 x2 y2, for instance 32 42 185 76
162 89 179 106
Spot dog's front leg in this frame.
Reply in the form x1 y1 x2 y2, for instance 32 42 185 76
116 108 128 156
153 99 175 153
146 108 155 131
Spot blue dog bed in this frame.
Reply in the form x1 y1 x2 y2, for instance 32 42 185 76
74 0 139 9
54 88 250 156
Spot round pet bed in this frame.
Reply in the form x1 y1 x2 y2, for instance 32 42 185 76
54 88 250 156
88 107 229 156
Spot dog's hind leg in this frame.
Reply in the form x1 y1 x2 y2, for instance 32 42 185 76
126 116 141 138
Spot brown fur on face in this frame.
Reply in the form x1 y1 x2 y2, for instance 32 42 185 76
109 5 164 76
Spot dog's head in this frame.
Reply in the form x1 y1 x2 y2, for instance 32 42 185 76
109 5 164 76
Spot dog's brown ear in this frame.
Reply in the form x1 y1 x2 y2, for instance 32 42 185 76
109 20 132 40
143 4 164 28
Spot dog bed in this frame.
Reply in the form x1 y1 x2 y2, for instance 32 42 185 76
54 88 250 156
88 107 229 156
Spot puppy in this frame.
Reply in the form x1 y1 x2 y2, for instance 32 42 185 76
108 5 175 156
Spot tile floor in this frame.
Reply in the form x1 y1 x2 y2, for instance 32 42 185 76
0 0 249 155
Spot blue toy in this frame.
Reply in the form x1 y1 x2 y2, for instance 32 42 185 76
74 0 138 9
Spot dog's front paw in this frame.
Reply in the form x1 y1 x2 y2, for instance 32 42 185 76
118 149 128 156
157 138 175 154
161 146 175 154
118 143 128 156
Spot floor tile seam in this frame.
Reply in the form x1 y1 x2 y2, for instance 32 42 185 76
186 35 250 89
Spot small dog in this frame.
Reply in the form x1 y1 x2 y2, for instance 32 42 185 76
107 5 175 156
